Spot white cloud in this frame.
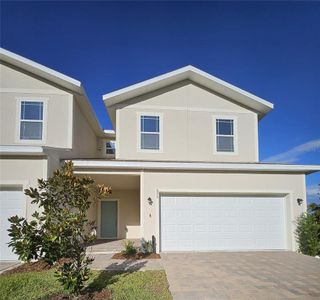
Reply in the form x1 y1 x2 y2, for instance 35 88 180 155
307 184 319 197
263 139 320 163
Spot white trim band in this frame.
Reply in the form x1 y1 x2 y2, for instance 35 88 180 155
71 160 320 174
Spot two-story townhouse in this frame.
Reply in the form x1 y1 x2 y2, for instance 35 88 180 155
0 48 319 260
0 48 114 260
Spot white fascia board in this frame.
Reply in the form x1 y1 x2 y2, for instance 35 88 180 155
104 129 115 134
71 160 320 174
103 66 274 117
103 129 116 139
0 145 46 156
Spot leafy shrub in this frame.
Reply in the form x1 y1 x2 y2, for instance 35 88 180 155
55 255 94 294
140 238 153 254
122 240 137 255
8 161 111 295
295 211 320 256
309 202 320 223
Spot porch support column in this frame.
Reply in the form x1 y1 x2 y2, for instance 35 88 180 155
140 171 144 238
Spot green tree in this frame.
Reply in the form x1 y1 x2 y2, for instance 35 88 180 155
8 161 111 294
308 184 320 222
295 184 320 256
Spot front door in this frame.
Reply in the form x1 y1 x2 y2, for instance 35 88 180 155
100 200 118 238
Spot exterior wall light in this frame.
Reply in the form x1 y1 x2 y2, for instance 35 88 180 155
297 198 303 206
147 197 153 205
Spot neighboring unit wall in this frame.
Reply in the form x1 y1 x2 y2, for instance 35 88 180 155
0 64 73 149
141 171 307 252
0 157 48 220
66 100 99 159
115 81 259 163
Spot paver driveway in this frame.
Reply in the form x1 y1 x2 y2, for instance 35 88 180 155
161 251 320 300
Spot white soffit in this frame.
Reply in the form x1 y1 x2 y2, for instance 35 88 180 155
72 160 320 175
103 66 274 118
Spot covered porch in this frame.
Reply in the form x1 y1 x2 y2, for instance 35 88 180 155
79 173 142 248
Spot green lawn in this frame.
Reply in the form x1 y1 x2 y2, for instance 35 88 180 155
0 269 172 300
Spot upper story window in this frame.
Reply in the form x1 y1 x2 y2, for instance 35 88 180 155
20 101 44 140
216 118 235 152
140 115 160 150
106 141 115 155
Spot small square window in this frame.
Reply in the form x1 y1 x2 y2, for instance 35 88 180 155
20 122 43 140
21 101 43 120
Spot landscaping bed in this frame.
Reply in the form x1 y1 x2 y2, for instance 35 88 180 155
112 252 161 259
2 258 70 275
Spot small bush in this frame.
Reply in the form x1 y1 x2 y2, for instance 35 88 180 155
140 238 153 254
295 212 320 256
122 240 137 255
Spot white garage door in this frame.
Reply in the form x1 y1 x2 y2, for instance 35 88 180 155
0 189 25 260
160 195 286 251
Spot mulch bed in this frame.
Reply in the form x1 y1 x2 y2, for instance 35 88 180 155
112 252 161 260
45 289 112 300
2 258 71 276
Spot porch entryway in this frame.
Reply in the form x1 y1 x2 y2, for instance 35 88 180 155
75 172 141 242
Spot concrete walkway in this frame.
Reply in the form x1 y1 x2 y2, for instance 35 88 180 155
161 251 320 300
87 239 140 254
90 253 163 271
0 261 20 274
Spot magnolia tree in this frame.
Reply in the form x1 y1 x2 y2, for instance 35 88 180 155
8 161 111 294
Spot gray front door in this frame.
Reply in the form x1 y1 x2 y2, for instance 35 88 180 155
101 200 118 238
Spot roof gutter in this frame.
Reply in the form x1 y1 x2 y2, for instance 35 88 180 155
71 160 320 175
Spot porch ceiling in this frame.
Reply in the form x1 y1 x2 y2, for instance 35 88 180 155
88 174 139 190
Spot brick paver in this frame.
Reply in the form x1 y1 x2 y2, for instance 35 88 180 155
161 251 320 300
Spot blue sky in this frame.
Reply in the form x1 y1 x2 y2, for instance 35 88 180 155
1 1 319 203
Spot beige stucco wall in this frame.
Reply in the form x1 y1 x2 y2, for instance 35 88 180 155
91 190 140 239
65 100 98 159
0 64 73 149
116 81 259 162
141 171 307 252
0 157 48 220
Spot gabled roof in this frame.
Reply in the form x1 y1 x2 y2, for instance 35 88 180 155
103 66 274 119
0 48 106 137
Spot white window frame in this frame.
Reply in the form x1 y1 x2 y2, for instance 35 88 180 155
213 115 238 155
16 98 48 144
137 112 163 153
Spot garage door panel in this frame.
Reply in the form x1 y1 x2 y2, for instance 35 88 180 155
160 195 286 251
1 190 26 260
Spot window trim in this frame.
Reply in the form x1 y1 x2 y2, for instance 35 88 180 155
213 115 238 155
137 112 163 153
16 98 48 144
